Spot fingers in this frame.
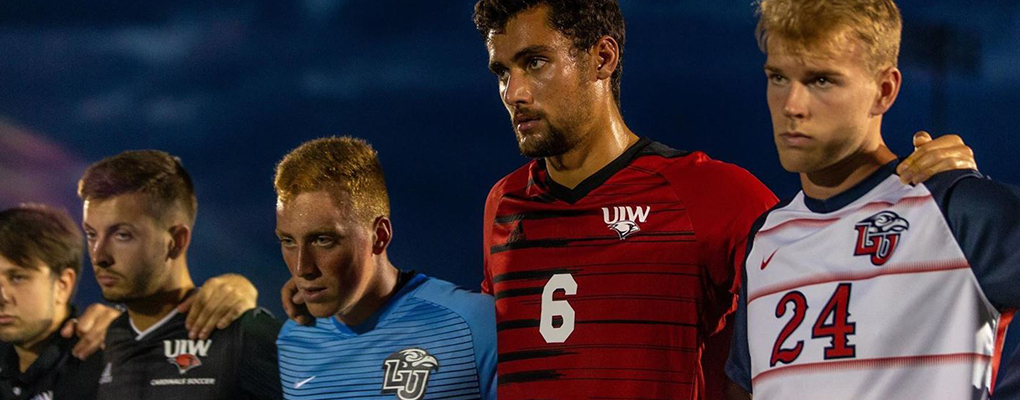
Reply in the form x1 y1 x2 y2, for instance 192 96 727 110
188 290 228 340
70 304 121 360
184 288 209 333
281 278 314 326
61 318 77 338
197 297 243 340
898 133 974 184
177 294 195 314
912 131 933 148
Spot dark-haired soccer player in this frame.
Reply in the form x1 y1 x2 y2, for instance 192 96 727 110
469 1 978 399
80 150 282 400
0 204 103 400
274 137 495 400
725 0 1019 399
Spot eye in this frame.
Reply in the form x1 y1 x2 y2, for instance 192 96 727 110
527 58 547 70
84 231 96 241
812 76 835 88
768 73 788 85
114 231 133 241
313 236 335 247
9 274 26 284
278 237 296 248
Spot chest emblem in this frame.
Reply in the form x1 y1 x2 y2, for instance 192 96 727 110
602 206 651 240
382 348 439 400
164 339 212 374
853 211 910 266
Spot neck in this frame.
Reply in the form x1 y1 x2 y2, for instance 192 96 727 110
546 103 638 189
15 305 69 372
126 260 195 332
801 138 897 200
334 255 400 327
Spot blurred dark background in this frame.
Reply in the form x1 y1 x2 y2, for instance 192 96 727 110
0 0 1017 381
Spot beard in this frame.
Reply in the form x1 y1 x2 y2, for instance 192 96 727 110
517 122 580 158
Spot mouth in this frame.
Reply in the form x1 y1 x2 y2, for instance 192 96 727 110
778 131 813 147
513 113 542 133
94 273 120 287
298 286 328 303
0 315 16 325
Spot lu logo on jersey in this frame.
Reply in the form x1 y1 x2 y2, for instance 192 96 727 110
602 205 651 240
853 211 910 266
381 348 439 400
164 339 212 374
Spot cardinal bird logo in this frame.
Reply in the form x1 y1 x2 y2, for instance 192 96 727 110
854 211 910 266
168 353 203 375
602 206 651 240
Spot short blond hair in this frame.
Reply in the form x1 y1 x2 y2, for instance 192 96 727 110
755 0 902 72
274 137 390 224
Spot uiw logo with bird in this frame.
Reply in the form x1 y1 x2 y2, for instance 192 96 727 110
602 206 651 240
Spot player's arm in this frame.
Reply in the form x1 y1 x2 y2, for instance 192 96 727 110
179 273 260 339
936 175 1020 309
897 132 977 184
61 273 258 358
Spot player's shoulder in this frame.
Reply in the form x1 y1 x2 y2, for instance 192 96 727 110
637 142 774 202
410 276 495 328
229 307 282 340
487 161 535 200
924 169 1020 217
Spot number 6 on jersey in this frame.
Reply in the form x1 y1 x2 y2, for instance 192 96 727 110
540 274 577 343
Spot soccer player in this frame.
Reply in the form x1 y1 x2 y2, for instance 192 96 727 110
79 150 282 399
724 1 1020 399
274 137 495 400
0 204 104 399
471 1 979 399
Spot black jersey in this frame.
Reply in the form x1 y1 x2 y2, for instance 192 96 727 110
97 307 281 400
0 315 104 400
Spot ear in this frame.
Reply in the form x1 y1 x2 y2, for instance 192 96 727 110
166 224 192 260
590 35 620 81
871 66 901 115
371 216 393 255
53 268 76 307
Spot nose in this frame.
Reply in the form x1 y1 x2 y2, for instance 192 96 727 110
89 236 114 269
783 83 810 120
0 283 9 305
294 246 319 280
501 70 533 108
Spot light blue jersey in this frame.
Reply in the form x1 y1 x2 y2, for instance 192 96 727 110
278 273 496 400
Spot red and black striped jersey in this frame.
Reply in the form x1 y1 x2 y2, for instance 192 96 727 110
482 138 777 400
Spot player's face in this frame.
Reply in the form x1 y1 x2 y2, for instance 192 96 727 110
276 191 376 319
0 257 60 347
486 5 595 158
765 35 884 173
83 193 174 304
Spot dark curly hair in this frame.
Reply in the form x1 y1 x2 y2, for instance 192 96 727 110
473 0 626 105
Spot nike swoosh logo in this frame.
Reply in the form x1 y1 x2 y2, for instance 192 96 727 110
294 376 316 389
760 249 779 270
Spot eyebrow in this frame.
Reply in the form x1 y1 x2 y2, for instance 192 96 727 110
764 65 846 78
489 45 555 73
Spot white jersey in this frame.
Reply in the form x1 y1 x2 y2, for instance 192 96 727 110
726 163 1020 400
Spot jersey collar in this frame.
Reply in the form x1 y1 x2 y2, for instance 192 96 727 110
533 137 652 204
802 159 900 213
